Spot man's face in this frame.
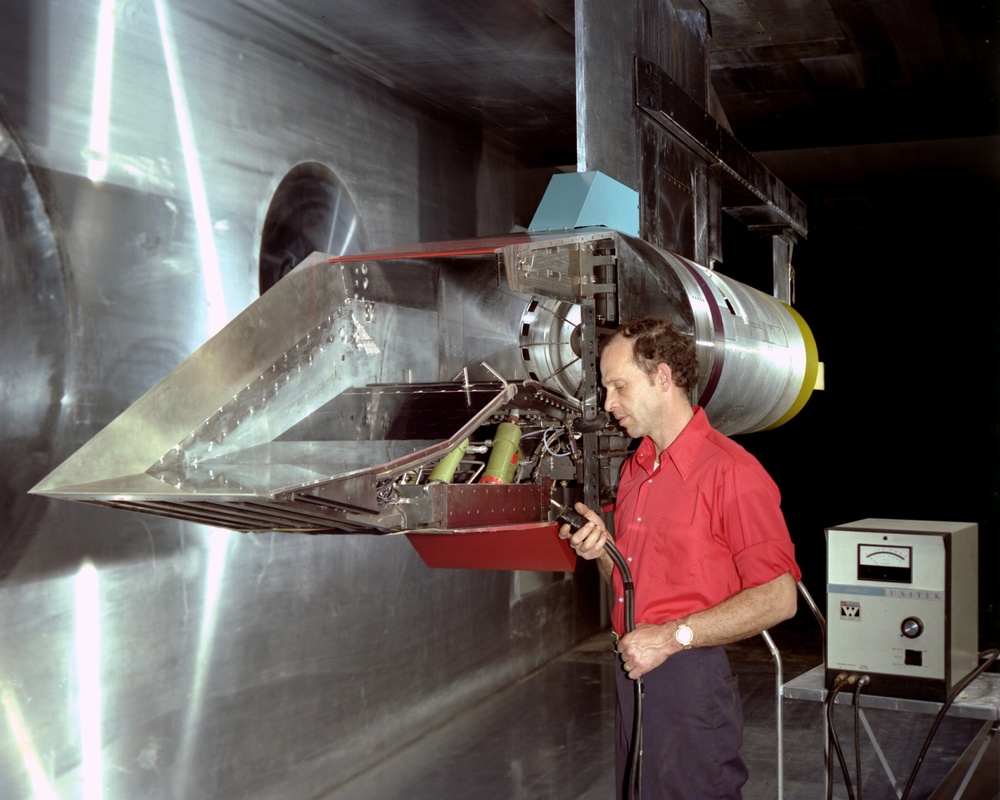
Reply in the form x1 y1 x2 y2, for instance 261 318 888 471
600 336 662 440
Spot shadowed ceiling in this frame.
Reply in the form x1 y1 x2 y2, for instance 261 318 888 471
235 0 999 186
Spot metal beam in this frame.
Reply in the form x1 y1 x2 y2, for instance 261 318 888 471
635 57 808 239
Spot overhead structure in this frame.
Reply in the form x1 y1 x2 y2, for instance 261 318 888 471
575 0 807 303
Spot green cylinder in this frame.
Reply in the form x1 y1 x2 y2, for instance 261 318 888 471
480 421 522 484
428 438 469 484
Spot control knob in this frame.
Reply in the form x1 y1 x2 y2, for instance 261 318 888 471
901 616 924 639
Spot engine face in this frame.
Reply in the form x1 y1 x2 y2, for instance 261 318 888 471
518 297 583 399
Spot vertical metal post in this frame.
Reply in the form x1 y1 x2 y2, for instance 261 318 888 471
579 301 602 512
772 233 795 304
762 629 784 800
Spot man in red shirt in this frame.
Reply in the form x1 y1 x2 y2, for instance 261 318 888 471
559 317 800 799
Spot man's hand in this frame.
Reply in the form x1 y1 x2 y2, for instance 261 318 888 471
616 622 682 680
613 572 799 680
557 501 609 560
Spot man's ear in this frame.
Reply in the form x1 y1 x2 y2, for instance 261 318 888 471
656 362 673 390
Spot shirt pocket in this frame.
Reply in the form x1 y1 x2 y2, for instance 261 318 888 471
648 514 703 587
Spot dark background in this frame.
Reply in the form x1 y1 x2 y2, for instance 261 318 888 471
727 162 1000 643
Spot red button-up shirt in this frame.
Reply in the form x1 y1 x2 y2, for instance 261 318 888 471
610 407 801 634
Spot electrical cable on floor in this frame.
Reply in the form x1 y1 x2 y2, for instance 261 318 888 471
825 651 1000 800
825 672 856 800
852 675 870 800
899 648 1000 800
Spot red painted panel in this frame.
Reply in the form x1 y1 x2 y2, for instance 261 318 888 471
406 523 577 571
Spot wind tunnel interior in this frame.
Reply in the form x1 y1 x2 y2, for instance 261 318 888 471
0 4 598 797
3 0 999 798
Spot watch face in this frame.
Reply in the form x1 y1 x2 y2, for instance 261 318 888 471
676 625 693 646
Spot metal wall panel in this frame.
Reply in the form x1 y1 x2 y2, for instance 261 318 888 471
0 2 595 798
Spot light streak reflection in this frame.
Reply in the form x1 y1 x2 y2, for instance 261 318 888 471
87 0 117 182
154 0 228 335
75 560 104 800
337 217 359 256
175 528 231 793
0 684 57 800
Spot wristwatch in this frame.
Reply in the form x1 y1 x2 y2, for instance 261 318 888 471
674 619 694 649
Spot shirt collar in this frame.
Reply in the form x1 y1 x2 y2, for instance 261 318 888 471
634 407 709 480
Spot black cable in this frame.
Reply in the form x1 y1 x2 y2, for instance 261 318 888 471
573 411 610 434
899 648 1000 800
554 503 642 800
826 674 856 800
852 676 870 800
823 653 1000 800
604 538 643 800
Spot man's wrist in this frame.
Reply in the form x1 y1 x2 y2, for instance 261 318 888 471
673 618 694 650
597 550 616 582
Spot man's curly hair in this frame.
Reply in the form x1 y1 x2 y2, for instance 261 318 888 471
612 317 699 392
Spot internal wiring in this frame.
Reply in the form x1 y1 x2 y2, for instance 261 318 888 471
375 478 399 507
521 425 575 458
459 460 486 484
541 427 573 458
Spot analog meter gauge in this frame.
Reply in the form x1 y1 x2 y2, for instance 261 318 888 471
857 543 913 583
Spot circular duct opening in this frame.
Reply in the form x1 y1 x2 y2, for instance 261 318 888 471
258 162 366 294
0 128 72 574
518 297 583 399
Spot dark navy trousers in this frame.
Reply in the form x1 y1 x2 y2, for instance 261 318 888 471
614 646 748 799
